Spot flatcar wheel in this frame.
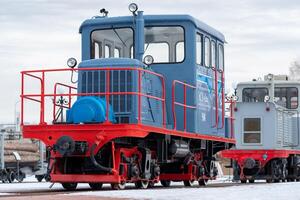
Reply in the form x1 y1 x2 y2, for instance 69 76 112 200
198 179 208 186
111 181 126 190
240 179 247 184
183 180 194 186
266 179 273 183
89 183 103 190
249 179 255 183
148 181 155 188
161 180 171 187
8 171 15 183
62 183 78 191
135 180 149 189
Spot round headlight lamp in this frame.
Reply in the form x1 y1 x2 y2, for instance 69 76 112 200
128 3 138 13
143 55 154 66
67 57 77 68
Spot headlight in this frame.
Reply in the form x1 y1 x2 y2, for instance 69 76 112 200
267 73 273 81
143 55 154 65
67 57 77 68
128 3 138 13
233 95 239 101
264 95 270 102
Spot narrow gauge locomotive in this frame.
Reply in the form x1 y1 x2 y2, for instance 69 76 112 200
222 74 300 183
20 4 234 190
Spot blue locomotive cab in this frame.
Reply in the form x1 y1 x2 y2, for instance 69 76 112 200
69 8 227 137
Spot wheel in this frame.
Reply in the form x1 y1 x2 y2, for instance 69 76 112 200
266 179 273 183
89 183 103 190
240 179 247 184
198 179 208 186
111 181 126 190
249 179 255 183
61 183 78 191
161 180 171 187
135 180 149 189
36 175 44 182
148 181 155 188
183 180 194 186
8 171 15 183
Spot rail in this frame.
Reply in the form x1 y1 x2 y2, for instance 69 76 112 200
172 80 196 132
21 67 166 127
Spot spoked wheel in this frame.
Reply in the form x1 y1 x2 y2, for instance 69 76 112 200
62 183 78 191
198 179 208 186
161 180 171 187
266 179 273 183
135 180 149 189
111 181 126 190
89 183 103 190
148 181 155 188
240 179 247 184
8 171 15 183
183 180 194 187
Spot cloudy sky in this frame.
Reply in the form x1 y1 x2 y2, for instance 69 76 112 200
1 0 300 123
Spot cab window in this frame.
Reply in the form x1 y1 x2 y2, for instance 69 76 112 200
211 41 216 68
204 37 210 67
144 26 184 63
274 87 298 109
196 34 202 65
218 44 224 71
91 28 133 59
242 88 268 102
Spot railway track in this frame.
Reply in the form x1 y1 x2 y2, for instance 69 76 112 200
0 181 267 198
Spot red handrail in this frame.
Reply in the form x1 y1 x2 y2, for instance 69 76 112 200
220 71 225 129
21 67 166 127
211 68 225 129
172 80 196 132
212 67 218 128
225 99 235 138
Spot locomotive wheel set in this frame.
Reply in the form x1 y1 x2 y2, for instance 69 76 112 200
20 3 300 191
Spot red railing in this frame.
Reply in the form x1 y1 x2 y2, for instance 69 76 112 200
21 67 166 127
211 67 225 129
225 99 235 138
172 80 196 132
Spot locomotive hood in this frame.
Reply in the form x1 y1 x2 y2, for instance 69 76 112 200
78 58 146 68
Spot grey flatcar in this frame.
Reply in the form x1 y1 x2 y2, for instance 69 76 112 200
222 74 300 183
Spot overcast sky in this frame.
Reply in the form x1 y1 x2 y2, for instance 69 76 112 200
0 0 300 123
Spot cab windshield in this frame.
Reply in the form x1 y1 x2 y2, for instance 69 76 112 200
242 88 268 102
91 26 185 63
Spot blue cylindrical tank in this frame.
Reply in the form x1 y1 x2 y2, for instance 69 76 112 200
66 96 115 124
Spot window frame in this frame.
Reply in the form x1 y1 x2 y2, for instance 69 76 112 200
144 25 186 64
211 40 216 68
204 36 211 67
242 117 263 145
274 87 299 109
242 87 269 102
196 33 203 65
218 43 224 72
90 27 135 59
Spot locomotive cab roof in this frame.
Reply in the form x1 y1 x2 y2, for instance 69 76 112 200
79 14 225 42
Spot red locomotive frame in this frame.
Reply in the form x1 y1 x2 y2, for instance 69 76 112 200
21 67 235 187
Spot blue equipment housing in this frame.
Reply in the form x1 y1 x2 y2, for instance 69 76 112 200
66 96 116 124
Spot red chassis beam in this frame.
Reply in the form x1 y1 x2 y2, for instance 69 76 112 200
22 123 235 146
221 149 300 168
23 123 235 183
